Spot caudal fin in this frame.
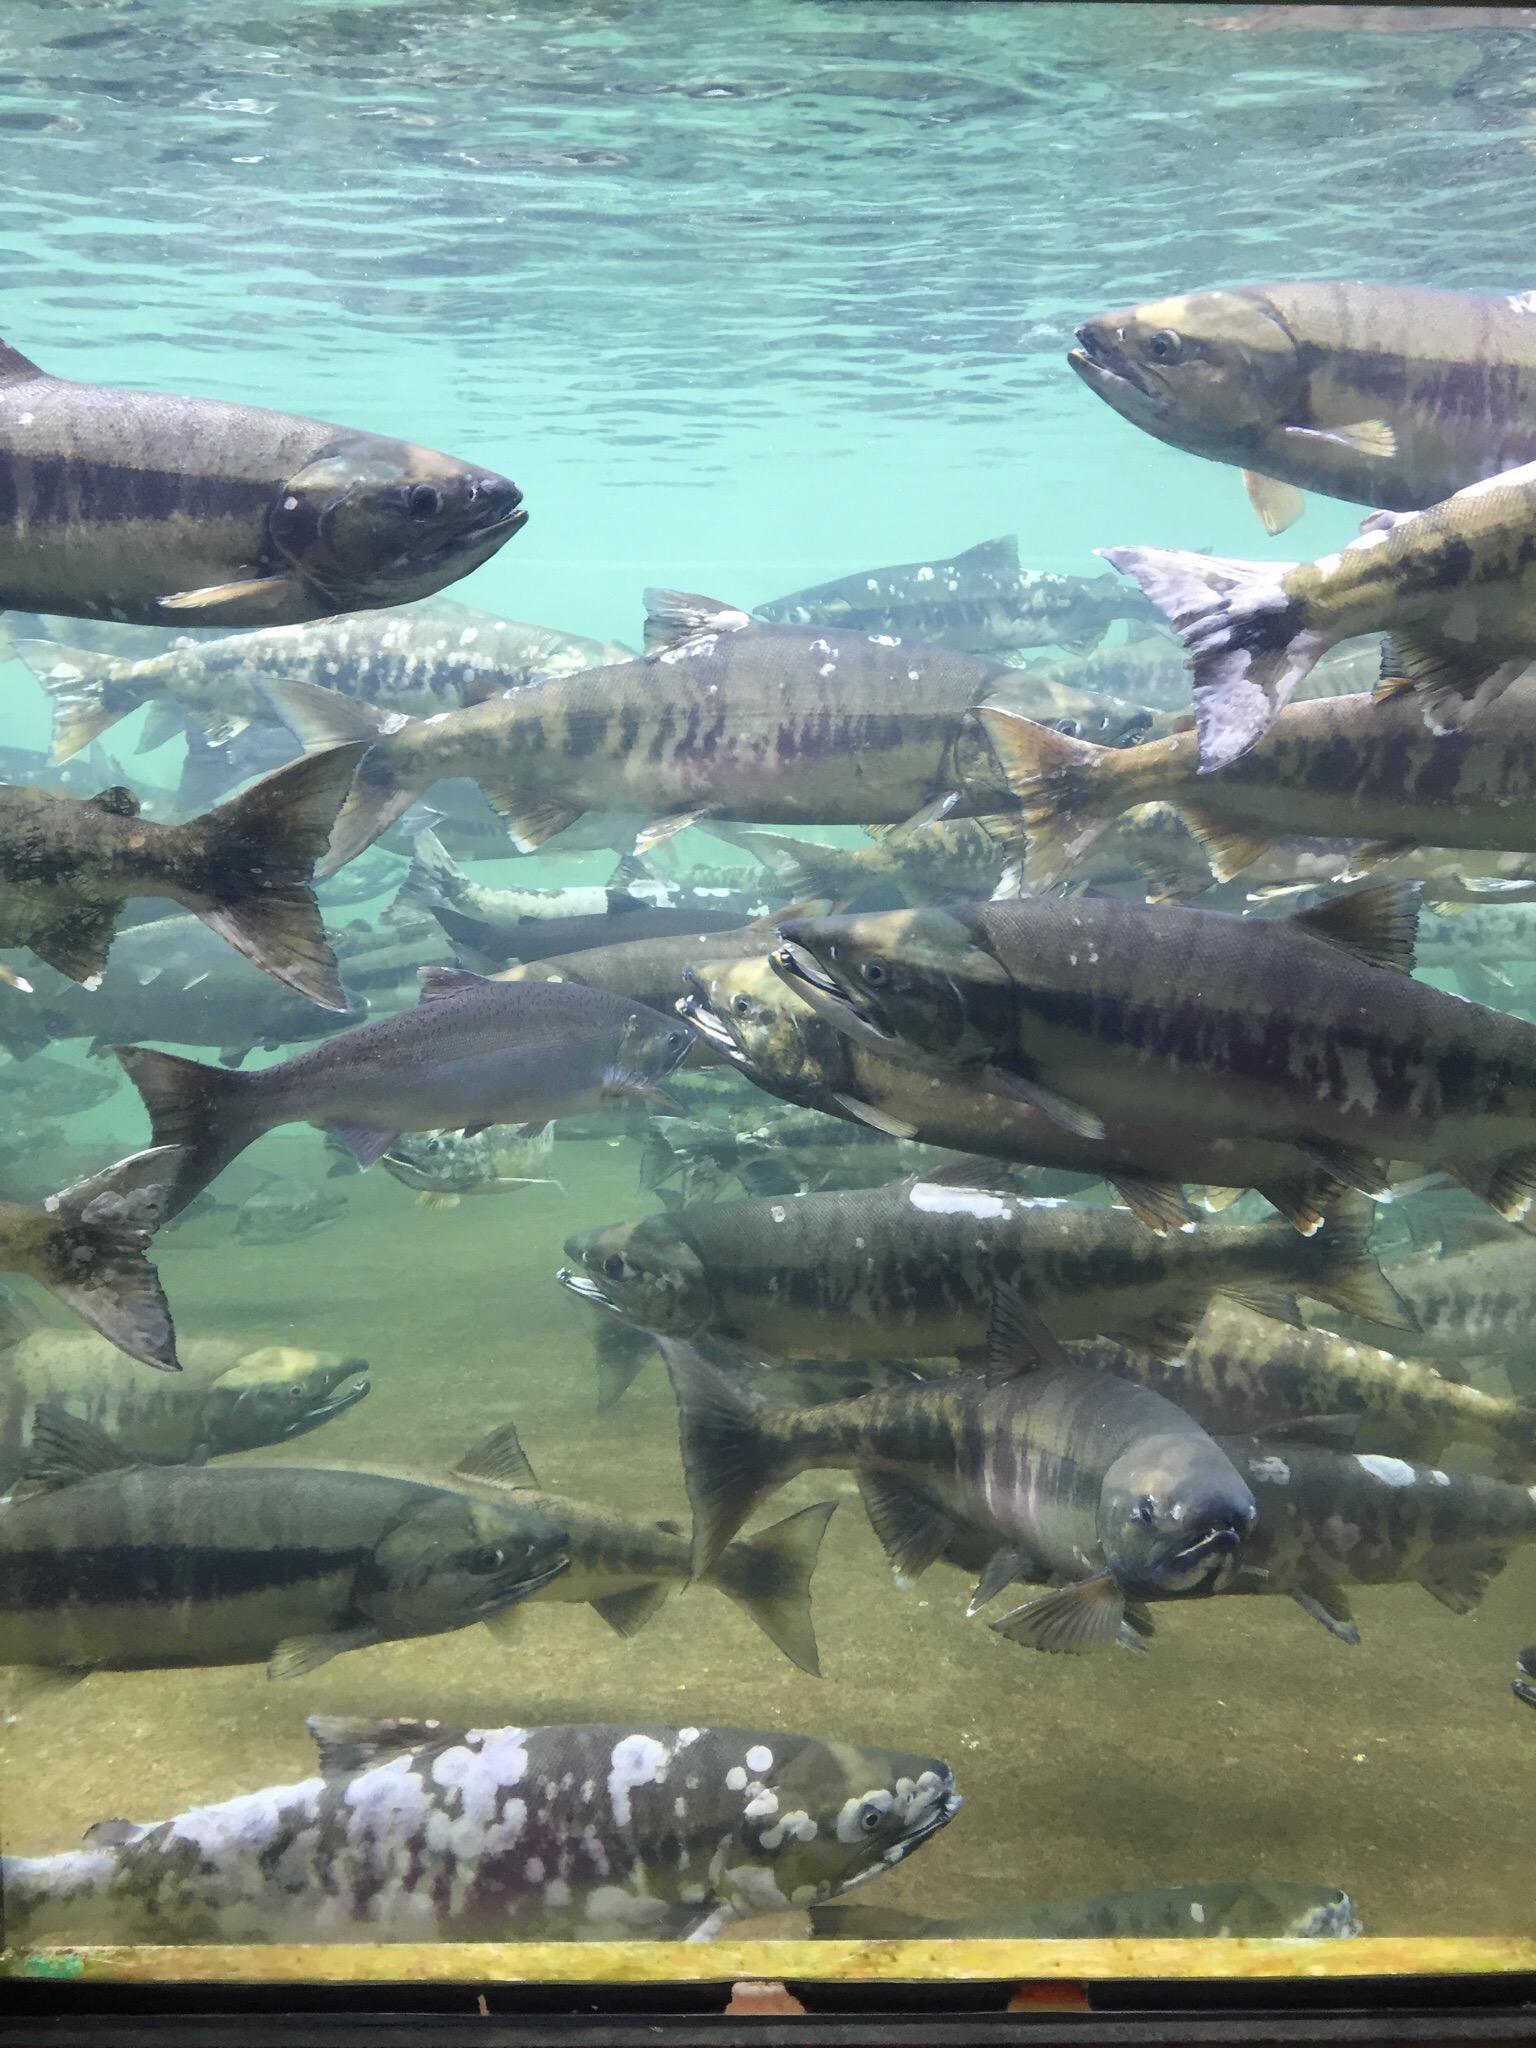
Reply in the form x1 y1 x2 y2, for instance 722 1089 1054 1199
15 641 158 762
387 829 466 922
710 1499 837 1675
704 825 852 904
186 744 366 1008
261 679 425 875
659 1339 804 1577
19 1146 183 1369
113 1047 268 1219
1099 546 1325 772
975 708 1137 889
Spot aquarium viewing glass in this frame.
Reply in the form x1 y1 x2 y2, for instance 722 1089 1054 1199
1 0 1534 2019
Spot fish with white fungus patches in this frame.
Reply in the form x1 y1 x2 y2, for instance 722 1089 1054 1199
815 1880 1362 1941
0 1718 959 1942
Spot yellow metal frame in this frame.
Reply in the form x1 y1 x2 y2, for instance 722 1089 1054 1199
6 1937 1536 1983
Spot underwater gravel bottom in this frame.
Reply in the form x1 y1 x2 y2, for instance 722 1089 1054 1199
2 1135 1533 1946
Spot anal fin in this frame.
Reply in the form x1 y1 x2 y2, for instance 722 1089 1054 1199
1242 470 1306 536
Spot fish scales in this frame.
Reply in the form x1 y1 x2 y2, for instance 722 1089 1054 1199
774 891 1536 1212
983 683 1536 894
1071 282 1536 520
0 340 524 627
0 1438 568 1677
265 596 1158 870
563 1180 1403 1366
3 1720 958 1942
1077 1301 1536 1478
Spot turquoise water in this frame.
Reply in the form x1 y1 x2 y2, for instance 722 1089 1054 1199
3 0 1536 1960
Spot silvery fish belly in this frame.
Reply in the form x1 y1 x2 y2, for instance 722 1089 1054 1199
0 1719 959 1943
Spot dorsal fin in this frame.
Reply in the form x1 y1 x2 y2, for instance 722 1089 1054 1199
417 965 491 1002
88 786 141 819
306 1713 457 1778
1286 880 1420 973
953 535 1020 574
643 589 752 656
452 1422 540 1491
0 340 46 386
25 1404 139 1489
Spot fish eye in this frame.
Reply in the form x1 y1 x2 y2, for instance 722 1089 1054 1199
408 483 444 521
603 1253 627 1280
1146 329 1182 364
732 993 754 1017
666 1029 686 1049
1132 1494 1157 1525
858 1803 884 1833
859 959 889 988
464 1544 506 1574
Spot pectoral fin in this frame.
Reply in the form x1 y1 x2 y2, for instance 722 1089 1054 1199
268 1626 378 1680
982 1066 1106 1141
831 1093 920 1140
1288 1584 1361 1645
988 1573 1129 1654
1378 631 1527 735
1242 470 1306 536
481 792 584 853
158 575 304 623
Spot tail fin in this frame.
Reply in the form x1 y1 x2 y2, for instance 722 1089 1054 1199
1099 546 1323 772
659 1339 804 1577
387 829 466 922
260 679 424 876
15 641 157 762
1274 1196 1418 1333
113 1048 269 1220
975 708 1136 889
703 825 850 903
19 1146 183 1369
709 1499 837 1675
186 745 366 1008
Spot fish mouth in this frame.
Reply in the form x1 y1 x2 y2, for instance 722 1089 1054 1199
1068 325 1150 400
557 1266 620 1312
675 992 747 1061
1161 1524 1246 1590
469 504 529 542
478 1555 571 1614
282 1367 372 1437
769 944 898 1044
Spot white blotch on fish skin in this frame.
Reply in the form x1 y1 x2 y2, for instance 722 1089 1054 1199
720 1864 789 1912
606 1734 670 1827
1249 1455 1290 1485
865 577 879 591
916 565 935 582
580 1826 610 1877
869 634 900 647
745 1744 773 1773
724 1766 749 1792
1191 1902 1206 1924
1355 1454 1416 1488
1431 1470 1451 1486
791 1882 825 1907
525 1856 545 1883
760 1809 817 1849
909 1182 1009 1218
818 662 836 677
459 627 479 646
743 1790 779 1821
674 1796 688 1820
770 1204 786 1223
907 669 920 681
1346 526 1392 553
545 1876 571 1907
585 1886 670 1932
1312 553 1343 579
283 495 299 511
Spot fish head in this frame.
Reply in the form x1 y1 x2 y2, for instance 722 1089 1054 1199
603 1004 695 1107
678 957 826 1085
365 1494 569 1634
712 1732 961 1914
1099 1433 1257 1600
772 909 1011 1068
1069 288 1304 461
269 438 527 607
558 1215 714 1335
201 1346 372 1451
